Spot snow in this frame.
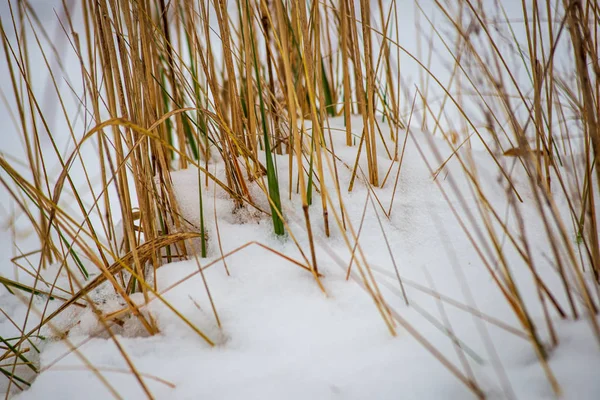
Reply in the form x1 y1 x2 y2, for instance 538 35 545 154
2 0 600 398
2 116 599 399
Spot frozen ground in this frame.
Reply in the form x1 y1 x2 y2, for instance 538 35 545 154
1 117 599 399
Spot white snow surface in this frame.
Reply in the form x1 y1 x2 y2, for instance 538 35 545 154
2 117 600 400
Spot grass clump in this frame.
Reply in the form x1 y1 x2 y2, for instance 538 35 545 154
0 0 599 398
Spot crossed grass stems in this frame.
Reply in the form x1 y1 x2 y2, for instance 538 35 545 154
1 0 599 398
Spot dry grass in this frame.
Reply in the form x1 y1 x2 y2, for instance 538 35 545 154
0 0 599 398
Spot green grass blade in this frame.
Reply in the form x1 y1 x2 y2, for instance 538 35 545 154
0 277 54 300
320 59 335 117
0 336 38 373
198 168 207 257
0 367 32 387
246 0 284 235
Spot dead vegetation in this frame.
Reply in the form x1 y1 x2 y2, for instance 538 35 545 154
0 0 599 398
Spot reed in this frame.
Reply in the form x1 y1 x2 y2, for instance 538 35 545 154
1 0 598 398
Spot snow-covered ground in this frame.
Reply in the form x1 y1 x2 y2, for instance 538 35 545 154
2 1 600 399
2 116 599 399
